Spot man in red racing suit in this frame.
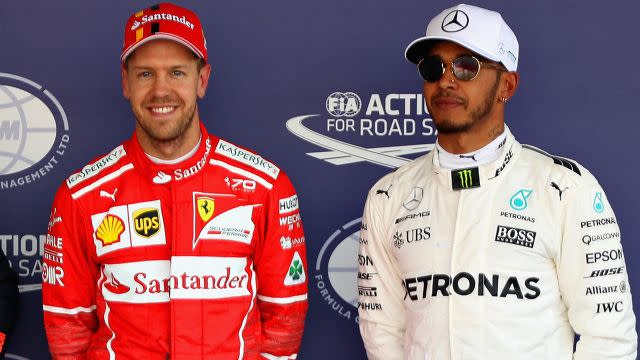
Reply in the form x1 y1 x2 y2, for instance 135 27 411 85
42 3 307 359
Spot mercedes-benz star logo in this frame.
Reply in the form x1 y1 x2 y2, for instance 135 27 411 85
441 10 469 32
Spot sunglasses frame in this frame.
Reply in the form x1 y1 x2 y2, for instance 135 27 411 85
417 55 506 82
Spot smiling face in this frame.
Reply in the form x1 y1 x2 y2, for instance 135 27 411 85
122 39 210 154
423 41 504 135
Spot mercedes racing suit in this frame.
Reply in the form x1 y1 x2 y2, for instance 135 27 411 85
358 128 637 359
43 122 308 360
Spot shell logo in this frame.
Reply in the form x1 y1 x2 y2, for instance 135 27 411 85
96 214 125 246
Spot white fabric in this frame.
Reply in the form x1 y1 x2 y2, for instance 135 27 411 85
435 127 507 169
358 131 637 359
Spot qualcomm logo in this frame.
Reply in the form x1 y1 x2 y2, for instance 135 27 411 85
286 91 437 168
0 73 70 190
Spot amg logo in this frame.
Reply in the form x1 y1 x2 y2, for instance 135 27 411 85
358 286 378 297
597 301 623 313
395 211 431 224
584 267 625 278
494 225 536 248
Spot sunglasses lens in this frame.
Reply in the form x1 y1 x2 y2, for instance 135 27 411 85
452 56 480 81
418 56 444 82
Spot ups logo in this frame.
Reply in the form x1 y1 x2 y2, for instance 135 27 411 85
133 208 160 237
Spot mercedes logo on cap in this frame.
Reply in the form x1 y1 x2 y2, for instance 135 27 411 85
441 10 469 32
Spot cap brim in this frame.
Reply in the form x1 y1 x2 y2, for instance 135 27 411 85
121 33 205 62
404 36 500 64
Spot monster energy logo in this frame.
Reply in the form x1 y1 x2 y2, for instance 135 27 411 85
459 170 473 187
452 167 480 190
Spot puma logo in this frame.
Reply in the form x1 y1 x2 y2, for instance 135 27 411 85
100 188 117 202
459 154 477 161
376 185 392 198
550 182 568 200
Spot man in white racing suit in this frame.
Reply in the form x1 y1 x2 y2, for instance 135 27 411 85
357 4 637 359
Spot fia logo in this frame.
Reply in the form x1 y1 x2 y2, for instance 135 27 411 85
510 189 532 211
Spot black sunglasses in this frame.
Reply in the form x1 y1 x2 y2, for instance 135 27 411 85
417 55 506 82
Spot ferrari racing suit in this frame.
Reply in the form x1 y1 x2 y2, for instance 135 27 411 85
43 122 308 359
358 128 637 359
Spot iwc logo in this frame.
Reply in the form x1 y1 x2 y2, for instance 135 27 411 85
0 73 70 190
315 217 362 323
441 10 469 32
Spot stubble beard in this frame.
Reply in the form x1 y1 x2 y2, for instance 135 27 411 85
432 76 500 134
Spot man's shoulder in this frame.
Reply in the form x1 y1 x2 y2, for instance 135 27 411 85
519 143 599 187
367 152 432 197
64 142 131 192
210 136 284 183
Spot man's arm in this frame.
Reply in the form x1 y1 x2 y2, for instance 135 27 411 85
0 249 18 359
42 185 98 360
358 186 405 360
558 181 637 359
255 172 308 360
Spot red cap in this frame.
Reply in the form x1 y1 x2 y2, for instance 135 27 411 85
121 3 207 63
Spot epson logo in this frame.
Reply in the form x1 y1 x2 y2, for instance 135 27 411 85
586 248 622 264
495 225 536 248
358 254 373 266
402 272 540 301
584 266 625 278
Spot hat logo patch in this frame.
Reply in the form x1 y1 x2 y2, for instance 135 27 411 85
441 10 469 32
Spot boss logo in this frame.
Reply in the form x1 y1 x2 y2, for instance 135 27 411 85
495 225 536 248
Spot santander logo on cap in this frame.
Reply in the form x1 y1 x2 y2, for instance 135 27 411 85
129 12 195 31
121 2 207 63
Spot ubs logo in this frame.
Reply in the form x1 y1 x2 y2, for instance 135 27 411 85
441 10 469 32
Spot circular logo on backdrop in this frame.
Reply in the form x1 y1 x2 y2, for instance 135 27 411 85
326 92 361 118
441 10 469 32
0 73 70 189
315 217 361 323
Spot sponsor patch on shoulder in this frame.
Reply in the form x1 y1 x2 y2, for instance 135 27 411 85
215 139 280 179
67 145 127 188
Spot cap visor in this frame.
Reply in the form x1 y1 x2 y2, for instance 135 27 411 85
121 33 205 62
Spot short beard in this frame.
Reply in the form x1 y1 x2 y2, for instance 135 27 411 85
434 73 501 134
135 102 196 143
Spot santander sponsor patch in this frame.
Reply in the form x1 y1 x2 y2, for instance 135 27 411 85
101 257 250 302
215 139 280 179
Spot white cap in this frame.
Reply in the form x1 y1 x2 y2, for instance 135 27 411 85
405 4 519 71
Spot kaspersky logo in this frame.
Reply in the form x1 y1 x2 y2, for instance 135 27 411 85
452 167 479 190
